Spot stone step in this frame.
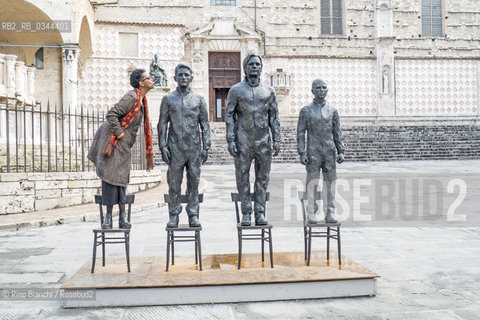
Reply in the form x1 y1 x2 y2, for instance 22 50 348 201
152 123 480 164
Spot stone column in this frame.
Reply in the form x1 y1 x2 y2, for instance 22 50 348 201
5 55 16 97
27 66 35 103
477 60 480 116
0 54 5 95
61 44 80 113
375 0 395 116
15 61 26 97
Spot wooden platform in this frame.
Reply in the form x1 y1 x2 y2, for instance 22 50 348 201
62 251 379 308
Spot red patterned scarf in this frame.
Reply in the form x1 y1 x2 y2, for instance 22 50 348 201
102 88 154 170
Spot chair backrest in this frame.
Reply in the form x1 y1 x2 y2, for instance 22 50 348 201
95 194 135 224
298 191 321 222
163 194 204 217
231 193 270 224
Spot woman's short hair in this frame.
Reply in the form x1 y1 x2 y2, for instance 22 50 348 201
130 68 146 88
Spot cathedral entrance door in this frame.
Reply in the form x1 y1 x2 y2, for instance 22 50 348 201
208 52 241 122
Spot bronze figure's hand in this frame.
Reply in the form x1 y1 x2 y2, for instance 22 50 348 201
300 153 309 165
201 149 208 164
228 141 237 157
161 147 171 164
273 141 280 157
337 153 344 164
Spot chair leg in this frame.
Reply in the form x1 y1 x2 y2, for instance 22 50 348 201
327 226 331 261
195 238 198 265
101 233 106 267
337 226 342 266
237 229 242 270
268 229 274 268
197 231 203 271
166 231 171 272
261 229 265 262
307 227 312 266
171 232 175 265
304 227 308 261
91 232 97 273
125 231 131 273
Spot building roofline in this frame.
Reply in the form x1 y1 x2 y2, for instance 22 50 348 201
94 20 184 27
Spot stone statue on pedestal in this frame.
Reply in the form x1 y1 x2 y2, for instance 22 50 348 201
149 53 168 87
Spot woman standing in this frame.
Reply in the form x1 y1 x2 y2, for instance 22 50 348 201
88 69 155 229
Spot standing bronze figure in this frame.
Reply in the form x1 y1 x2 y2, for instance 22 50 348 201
158 63 211 227
225 54 281 226
297 79 345 224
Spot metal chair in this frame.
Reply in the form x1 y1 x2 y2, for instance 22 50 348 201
91 194 135 273
164 194 203 272
298 191 341 266
231 192 273 269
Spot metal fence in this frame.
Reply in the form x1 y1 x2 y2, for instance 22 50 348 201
0 97 146 173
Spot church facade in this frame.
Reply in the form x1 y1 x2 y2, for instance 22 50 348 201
1 0 479 148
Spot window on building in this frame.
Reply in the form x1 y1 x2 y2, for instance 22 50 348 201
35 48 44 69
211 0 236 6
321 0 343 35
119 33 138 57
422 0 442 36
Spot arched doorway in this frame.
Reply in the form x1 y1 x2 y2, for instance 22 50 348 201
208 52 241 122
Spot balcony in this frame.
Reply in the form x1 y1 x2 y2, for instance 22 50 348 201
0 53 36 105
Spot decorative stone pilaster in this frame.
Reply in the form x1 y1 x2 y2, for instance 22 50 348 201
5 55 16 97
0 55 5 96
61 44 80 113
15 61 26 97
375 0 395 116
27 67 35 98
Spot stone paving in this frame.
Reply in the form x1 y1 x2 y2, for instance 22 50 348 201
0 160 479 319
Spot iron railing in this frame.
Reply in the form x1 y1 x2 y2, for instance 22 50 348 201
0 96 147 173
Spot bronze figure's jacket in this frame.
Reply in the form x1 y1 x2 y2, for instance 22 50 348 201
158 88 211 153
297 101 345 156
225 80 280 148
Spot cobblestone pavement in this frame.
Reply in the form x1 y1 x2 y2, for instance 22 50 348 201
0 160 479 319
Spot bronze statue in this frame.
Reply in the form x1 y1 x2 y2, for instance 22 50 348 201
149 53 167 87
297 79 344 224
157 63 211 227
225 54 281 226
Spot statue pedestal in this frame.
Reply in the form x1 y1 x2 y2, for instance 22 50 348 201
62 251 379 308
147 87 170 123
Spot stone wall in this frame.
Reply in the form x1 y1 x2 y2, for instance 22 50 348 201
0 169 162 214
34 47 62 107
94 0 480 58
78 23 185 111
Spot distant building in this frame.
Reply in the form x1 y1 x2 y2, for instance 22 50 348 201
1 0 479 119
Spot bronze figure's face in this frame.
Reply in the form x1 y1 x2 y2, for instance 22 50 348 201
175 66 193 88
311 79 328 100
245 56 262 78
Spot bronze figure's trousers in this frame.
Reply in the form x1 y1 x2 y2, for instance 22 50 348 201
167 149 201 217
234 146 272 215
306 152 337 217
